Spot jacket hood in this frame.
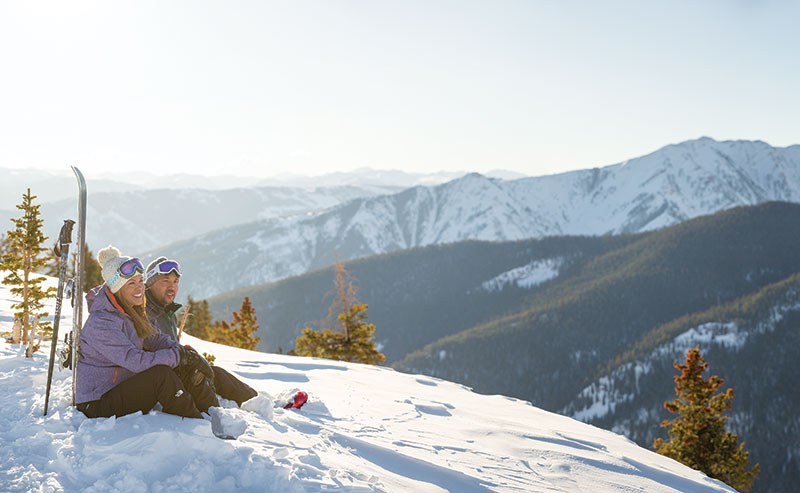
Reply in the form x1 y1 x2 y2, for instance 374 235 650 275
86 284 124 316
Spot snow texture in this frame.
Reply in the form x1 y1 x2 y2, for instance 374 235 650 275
0 277 734 492
480 257 563 292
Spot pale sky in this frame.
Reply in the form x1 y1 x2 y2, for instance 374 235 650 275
1 0 798 179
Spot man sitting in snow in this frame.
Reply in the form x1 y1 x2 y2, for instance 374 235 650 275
144 256 258 406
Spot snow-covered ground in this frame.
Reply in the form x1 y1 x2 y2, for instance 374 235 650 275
0 278 734 492
480 257 563 292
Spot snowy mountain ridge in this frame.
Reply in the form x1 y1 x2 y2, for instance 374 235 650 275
0 278 735 492
160 137 800 298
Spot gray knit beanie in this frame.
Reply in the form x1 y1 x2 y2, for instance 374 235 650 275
145 256 180 287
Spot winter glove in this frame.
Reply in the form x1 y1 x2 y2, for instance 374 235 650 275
177 345 214 381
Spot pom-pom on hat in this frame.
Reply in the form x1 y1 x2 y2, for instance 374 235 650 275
98 245 139 293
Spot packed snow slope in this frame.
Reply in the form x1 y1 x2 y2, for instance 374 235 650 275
0 280 733 492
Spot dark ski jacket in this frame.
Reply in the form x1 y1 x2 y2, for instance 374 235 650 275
76 284 180 404
144 291 182 342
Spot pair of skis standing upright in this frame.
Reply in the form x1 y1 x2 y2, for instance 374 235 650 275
43 166 86 416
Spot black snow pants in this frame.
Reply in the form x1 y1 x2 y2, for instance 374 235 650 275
77 364 212 419
212 366 258 406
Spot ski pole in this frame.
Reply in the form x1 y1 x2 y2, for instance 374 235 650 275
44 219 75 416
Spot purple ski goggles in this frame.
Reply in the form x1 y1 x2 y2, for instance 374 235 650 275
119 258 145 277
146 260 182 281
106 258 145 288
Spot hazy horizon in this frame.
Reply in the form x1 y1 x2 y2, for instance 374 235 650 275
4 136 796 182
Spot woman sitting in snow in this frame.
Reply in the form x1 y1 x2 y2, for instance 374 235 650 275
75 245 218 419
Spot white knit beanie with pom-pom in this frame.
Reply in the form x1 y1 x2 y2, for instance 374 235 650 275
97 245 136 293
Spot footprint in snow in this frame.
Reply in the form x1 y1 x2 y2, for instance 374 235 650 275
403 398 454 416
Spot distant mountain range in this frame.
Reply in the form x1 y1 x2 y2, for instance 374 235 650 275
0 166 521 210
0 168 142 210
260 167 527 187
28 185 400 255
208 202 800 492
0 167 520 255
149 137 800 299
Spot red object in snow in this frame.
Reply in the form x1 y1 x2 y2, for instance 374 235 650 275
284 391 308 409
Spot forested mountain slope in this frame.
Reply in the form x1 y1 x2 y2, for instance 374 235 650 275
209 234 637 362
395 202 800 408
560 274 800 493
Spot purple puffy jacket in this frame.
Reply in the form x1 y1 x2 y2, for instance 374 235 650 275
75 285 180 404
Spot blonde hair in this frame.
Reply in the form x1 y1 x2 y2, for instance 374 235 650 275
114 292 158 339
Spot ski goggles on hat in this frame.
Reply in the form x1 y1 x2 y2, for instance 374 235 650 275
146 260 182 280
106 258 145 288
119 258 145 277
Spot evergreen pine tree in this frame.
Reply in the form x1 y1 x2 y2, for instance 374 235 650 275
0 189 56 346
182 296 213 340
44 242 61 278
654 347 759 492
0 233 14 340
295 261 385 364
326 260 358 342
1 233 12 258
230 296 260 350
206 319 233 346
206 297 260 350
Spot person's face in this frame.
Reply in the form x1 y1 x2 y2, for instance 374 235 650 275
148 273 180 306
117 274 145 306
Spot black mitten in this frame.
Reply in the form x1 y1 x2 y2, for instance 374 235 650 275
177 345 214 381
